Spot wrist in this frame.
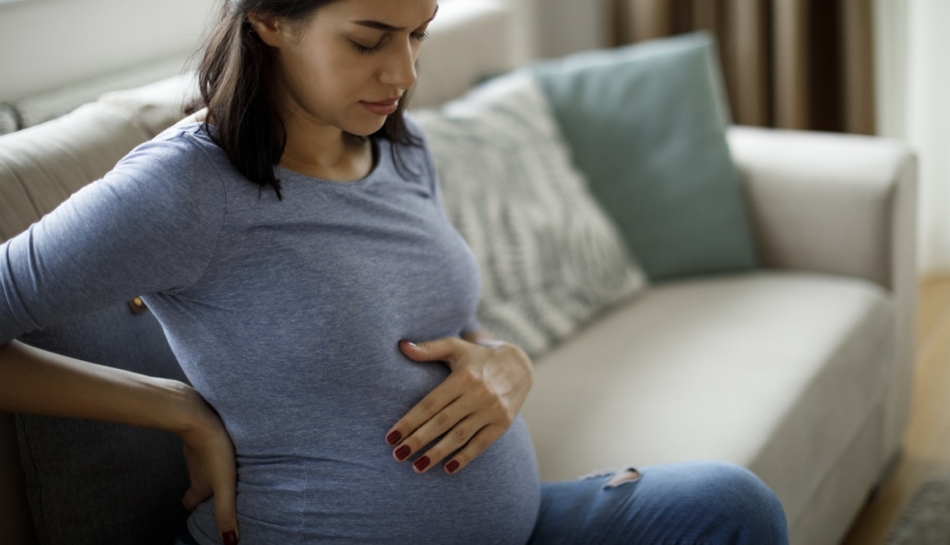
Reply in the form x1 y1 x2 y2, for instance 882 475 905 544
154 378 214 437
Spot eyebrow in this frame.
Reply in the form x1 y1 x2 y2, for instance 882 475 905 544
353 5 439 32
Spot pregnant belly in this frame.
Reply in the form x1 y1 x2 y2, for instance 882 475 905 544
187 416 541 545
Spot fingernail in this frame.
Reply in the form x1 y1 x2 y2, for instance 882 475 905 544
223 531 238 545
414 456 431 471
445 460 460 474
386 431 402 445
404 341 419 349
395 445 411 461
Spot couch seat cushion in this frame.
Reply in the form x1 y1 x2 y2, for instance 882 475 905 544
521 270 893 529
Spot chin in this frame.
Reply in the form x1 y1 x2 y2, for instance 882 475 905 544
347 119 388 138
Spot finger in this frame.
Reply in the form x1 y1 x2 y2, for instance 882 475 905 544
212 472 239 544
182 485 207 512
386 373 464 446
441 424 507 475
393 395 475 464
399 338 466 369
181 445 210 512
411 414 485 474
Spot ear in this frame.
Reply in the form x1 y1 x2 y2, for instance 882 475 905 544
246 11 286 48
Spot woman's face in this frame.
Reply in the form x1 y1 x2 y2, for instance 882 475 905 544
252 0 438 137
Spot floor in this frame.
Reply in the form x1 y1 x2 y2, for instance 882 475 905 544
842 277 950 544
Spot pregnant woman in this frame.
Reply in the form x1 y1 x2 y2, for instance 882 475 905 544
0 0 789 543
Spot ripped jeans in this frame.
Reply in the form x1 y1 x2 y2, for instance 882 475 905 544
527 460 790 545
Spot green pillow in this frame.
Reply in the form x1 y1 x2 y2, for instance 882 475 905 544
531 32 758 280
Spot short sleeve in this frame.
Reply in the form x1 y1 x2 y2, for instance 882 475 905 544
0 129 227 344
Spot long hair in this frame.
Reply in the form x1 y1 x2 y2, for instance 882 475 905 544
189 0 421 200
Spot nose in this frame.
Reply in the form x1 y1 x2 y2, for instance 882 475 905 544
380 37 418 90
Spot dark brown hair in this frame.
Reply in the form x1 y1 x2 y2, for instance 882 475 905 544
189 0 421 199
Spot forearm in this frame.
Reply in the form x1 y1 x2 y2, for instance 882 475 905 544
0 339 197 434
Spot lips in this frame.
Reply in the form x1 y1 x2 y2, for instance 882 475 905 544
361 98 400 116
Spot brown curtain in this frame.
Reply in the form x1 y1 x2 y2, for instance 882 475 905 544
609 0 876 134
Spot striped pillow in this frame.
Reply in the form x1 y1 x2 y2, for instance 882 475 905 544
414 72 647 357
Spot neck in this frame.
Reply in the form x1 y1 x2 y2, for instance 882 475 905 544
278 106 373 182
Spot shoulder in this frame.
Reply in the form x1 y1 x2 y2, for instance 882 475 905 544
119 122 228 174
104 122 230 202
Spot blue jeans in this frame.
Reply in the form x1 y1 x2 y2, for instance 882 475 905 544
176 461 789 544
528 461 788 545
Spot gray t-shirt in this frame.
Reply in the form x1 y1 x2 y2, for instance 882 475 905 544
0 120 541 544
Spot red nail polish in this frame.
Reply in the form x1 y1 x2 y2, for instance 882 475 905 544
395 445 411 461
222 531 238 545
446 460 460 474
386 431 402 445
414 456 431 471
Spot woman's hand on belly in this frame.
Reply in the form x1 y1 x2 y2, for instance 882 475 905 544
385 334 533 475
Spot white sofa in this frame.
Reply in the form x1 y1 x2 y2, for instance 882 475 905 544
0 2 917 545
522 125 917 545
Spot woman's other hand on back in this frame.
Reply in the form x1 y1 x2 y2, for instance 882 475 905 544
386 334 533 475
177 388 240 544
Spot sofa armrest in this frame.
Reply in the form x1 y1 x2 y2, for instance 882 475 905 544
728 125 918 455
727 126 916 291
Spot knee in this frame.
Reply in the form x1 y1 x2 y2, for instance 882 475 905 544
692 462 789 545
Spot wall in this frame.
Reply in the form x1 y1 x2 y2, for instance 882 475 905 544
534 0 610 58
874 0 908 141
0 0 608 104
0 0 216 102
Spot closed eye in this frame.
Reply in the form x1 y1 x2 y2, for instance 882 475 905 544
352 31 428 55
352 40 384 55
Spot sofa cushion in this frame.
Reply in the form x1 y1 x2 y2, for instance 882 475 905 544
98 72 197 138
414 73 647 356
531 33 759 280
521 271 893 531
0 102 155 243
15 303 190 545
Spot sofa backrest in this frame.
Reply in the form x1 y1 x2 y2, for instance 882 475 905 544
0 101 167 243
0 413 35 544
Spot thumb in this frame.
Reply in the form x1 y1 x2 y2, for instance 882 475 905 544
399 338 463 368
213 481 239 544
